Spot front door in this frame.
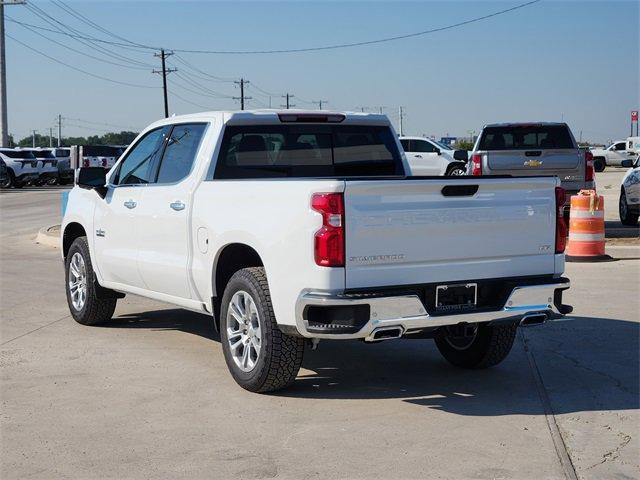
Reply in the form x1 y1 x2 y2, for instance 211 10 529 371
93 126 169 289
408 139 442 175
136 123 208 300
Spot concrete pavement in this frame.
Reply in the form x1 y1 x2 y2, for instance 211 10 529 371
1 177 638 480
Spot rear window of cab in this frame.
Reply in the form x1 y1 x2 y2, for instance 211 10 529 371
479 125 574 150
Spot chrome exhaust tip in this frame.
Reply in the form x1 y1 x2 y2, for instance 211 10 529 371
520 313 548 327
365 326 404 342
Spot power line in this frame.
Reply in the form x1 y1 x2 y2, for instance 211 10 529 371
62 116 140 130
6 34 159 89
171 54 235 82
8 1 540 55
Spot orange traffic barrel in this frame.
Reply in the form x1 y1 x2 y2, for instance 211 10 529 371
566 190 611 262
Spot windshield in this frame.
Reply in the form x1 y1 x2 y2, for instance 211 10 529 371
433 140 453 151
214 124 403 179
479 125 574 150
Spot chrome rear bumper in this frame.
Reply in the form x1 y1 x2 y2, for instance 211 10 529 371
295 280 570 340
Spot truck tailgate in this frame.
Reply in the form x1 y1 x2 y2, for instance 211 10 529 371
344 177 559 289
485 149 584 182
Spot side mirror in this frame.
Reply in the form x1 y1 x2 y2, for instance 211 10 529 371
77 167 107 198
435 148 441 155
621 159 634 168
453 150 469 161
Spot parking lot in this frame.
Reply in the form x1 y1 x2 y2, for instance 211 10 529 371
1 169 638 480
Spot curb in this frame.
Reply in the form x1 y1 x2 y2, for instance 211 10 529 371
36 224 61 249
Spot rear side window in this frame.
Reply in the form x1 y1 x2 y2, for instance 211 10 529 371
156 123 206 183
479 126 574 150
213 125 403 179
0 150 36 159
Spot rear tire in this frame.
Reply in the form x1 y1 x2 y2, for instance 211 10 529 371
435 323 517 369
619 188 639 226
65 236 117 325
220 267 304 393
0 170 13 188
593 157 606 172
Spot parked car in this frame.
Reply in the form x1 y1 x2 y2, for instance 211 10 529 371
53 147 74 185
399 136 468 175
0 148 40 188
81 145 125 170
619 157 640 225
62 110 572 393
468 122 595 211
590 139 638 171
22 148 59 185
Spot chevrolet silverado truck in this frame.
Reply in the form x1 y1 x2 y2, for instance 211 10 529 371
62 110 572 393
468 122 595 212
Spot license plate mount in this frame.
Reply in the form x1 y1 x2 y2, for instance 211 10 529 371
435 283 477 312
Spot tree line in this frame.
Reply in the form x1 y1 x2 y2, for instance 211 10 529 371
10 131 139 148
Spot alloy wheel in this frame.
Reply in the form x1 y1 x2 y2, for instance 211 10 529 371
226 290 262 372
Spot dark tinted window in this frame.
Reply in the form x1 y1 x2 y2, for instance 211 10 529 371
479 125 574 150
410 140 438 153
156 124 206 183
614 142 626 151
31 150 55 159
399 139 410 151
55 149 70 157
214 125 402 179
112 127 168 185
84 145 123 157
0 150 36 159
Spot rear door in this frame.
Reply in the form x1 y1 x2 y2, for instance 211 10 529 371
479 125 584 183
343 177 558 289
136 123 207 299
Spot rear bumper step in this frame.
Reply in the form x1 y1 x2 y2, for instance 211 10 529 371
295 279 571 339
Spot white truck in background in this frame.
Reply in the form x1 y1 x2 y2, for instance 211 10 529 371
61 110 572 393
590 138 639 171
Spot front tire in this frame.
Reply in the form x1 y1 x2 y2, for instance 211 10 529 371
65 236 117 325
593 157 606 172
435 323 517 369
619 188 639 226
220 267 304 393
446 164 467 176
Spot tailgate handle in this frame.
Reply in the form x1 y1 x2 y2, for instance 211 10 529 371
525 150 542 157
441 185 478 197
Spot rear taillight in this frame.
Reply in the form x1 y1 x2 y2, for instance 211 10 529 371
585 150 594 182
311 193 345 267
555 187 567 254
471 154 482 176
83 159 89 167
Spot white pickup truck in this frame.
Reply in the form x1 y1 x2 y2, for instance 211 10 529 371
62 110 572 393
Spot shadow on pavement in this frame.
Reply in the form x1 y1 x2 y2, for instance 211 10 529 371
103 311 638 415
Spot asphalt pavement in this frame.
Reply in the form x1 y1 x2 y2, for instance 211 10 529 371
1 171 638 480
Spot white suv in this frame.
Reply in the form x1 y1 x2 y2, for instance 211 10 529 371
0 149 39 188
399 136 467 176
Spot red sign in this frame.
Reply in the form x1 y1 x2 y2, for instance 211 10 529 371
633 111 639 122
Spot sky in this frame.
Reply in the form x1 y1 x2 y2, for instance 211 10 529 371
6 0 639 144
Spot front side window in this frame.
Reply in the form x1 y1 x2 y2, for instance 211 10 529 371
156 123 207 184
112 127 168 185
411 140 438 153
615 142 626 151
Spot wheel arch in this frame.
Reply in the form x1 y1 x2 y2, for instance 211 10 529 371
62 222 87 259
211 243 264 329
445 161 468 175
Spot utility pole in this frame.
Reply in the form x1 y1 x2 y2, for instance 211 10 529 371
49 127 53 147
233 78 251 110
31 129 36 148
313 100 328 110
152 49 177 118
57 114 61 147
281 93 295 109
0 1 26 147
377 106 385 114
398 106 404 136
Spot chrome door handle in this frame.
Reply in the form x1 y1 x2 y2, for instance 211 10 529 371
415 154 423 158
170 201 185 211
124 200 137 209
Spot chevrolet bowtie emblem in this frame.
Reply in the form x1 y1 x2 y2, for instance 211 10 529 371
524 159 543 167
